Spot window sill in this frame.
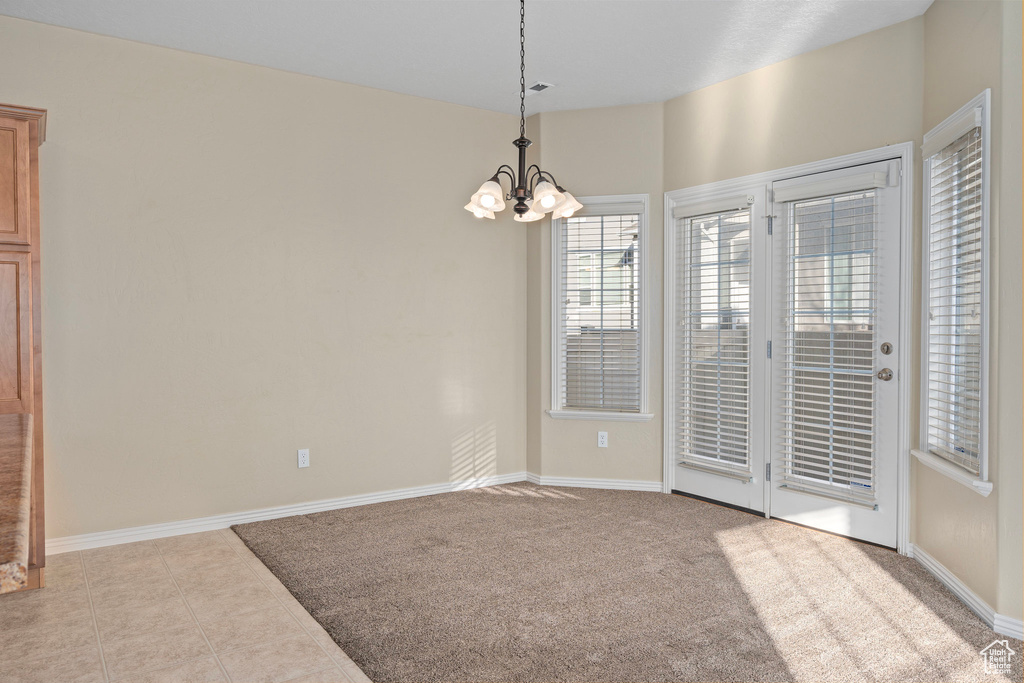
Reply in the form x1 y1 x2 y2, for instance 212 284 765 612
547 410 654 423
911 449 993 496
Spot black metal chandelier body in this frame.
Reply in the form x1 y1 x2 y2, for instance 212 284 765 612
465 0 581 222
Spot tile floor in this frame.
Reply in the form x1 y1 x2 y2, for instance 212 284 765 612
0 529 371 683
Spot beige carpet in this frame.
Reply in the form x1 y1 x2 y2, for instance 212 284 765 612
232 484 1022 682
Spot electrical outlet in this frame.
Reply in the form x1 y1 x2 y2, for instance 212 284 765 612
297 448 310 468
597 432 608 448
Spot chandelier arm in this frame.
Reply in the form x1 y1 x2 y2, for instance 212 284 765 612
494 166 517 186
529 169 560 192
540 171 560 188
493 166 518 199
525 165 543 191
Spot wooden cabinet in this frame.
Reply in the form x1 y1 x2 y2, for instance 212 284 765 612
0 104 45 591
0 118 31 245
0 251 32 415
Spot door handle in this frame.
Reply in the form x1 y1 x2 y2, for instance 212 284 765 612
876 368 894 381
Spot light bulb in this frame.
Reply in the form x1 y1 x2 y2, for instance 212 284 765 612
473 207 487 218
532 180 564 213
551 191 583 219
480 194 496 208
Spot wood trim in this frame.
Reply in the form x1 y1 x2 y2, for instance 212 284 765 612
28 118 43 572
0 104 46 144
6 567 43 593
0 108 43 587
0 117 31 245
0 251 33 415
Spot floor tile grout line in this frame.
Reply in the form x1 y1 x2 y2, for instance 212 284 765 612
152 540 233 683
285 665 350 683
107 653 222 682
217 528 357 682
91 620 340 682
82 551 279 677
79 551 112 683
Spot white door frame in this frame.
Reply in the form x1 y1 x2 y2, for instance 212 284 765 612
663 142 915 554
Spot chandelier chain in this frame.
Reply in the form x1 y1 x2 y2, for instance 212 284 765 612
519 0 526 137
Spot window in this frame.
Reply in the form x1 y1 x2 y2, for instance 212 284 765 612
550 195 651 420
676 206 751 471
781 190 877 496
914 90 991 495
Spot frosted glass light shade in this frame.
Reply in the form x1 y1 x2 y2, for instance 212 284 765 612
464 202 495 219
551 191 583 219
532 181 563 212
471 180 505 212
513 208 545 222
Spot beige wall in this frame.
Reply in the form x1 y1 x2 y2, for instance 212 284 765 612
528 8 1022 619
663 19 925 191
996 0 1022 623
915 0 1023 620
527 103 664 482
525 113 544 477
0 15 527 538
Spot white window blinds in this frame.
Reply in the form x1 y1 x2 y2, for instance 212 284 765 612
778 190 878 499
924 124 985 475
675 208 751 472
557 210 642 412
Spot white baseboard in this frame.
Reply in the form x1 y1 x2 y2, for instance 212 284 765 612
47 472 529 555
909 543 1023 639
525 473 662 492
994 613 1024 641
48 472 668 555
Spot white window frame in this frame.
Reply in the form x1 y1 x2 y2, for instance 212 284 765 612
549 194 652 422
912 90 993 496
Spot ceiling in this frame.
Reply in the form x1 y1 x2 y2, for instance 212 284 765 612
0 0 933 116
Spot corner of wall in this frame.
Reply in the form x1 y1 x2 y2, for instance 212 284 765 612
996 0 1023 621
525 113 545 477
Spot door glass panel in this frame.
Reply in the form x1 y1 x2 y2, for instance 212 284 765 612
676 209 751 470
781 191 876 496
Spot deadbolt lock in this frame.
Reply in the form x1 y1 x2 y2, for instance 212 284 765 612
877 368 894 381
880 342 893 355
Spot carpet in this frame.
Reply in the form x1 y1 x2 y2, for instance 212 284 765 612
232 484 1022 682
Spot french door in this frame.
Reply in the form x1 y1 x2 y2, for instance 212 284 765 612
669 158 903 548
671 187 769 512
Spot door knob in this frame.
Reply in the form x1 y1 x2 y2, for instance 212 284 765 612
877 368 894 381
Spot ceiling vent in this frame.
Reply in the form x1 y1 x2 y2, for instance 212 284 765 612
525 81 554 96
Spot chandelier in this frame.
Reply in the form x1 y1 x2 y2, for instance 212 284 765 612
464 0 582 223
